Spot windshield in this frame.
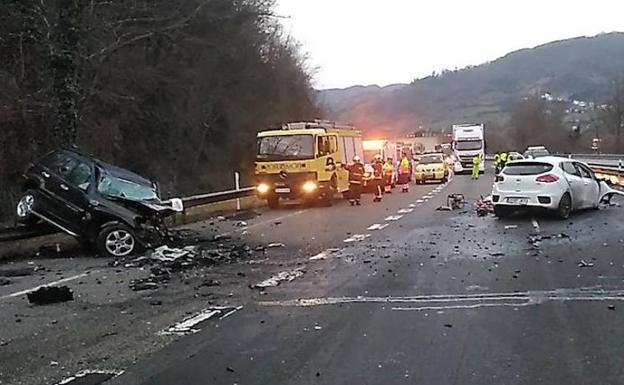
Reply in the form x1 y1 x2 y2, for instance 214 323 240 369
455 140 483 151
419 155 444 164
257 135 314 161
97 174 158 201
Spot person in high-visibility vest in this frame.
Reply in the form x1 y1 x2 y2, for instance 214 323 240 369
500 152 509 170
472 154 481 180
383 157 394 193
372 154 384 202
398 153 411 192
345 155 365 206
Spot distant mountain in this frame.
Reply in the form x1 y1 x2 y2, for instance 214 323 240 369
317 32 624 134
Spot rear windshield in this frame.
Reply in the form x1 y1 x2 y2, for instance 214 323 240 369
503 162 553 175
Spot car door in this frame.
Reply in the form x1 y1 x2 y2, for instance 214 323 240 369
560 161 585 209
575 163 600 208
45 155 93 234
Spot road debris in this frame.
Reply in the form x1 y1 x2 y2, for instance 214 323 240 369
475 196 494 216
252 270 304 289
0 277 11 286
608 304 616 310
26 286 73 305
234 221 248 227
504 225 518 230
267 242 285 248
129 279 161 291
578 260 594 268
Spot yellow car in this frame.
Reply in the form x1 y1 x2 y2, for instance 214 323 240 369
414 153 450 184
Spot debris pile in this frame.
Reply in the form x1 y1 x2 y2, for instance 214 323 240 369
27 286 74 305
475 196 493 217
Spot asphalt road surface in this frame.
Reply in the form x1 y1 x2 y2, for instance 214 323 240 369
3 167 624 385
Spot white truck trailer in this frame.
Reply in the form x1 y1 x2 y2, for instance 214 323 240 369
451 124 485 173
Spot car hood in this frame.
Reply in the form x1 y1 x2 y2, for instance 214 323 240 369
108 196 184 217
417 163 444 170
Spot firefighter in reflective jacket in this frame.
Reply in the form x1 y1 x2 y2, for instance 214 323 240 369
372 154 384 202
345 156 365 206
383 157 394 194
494 153 501 174
472 154 481 180
500 152 509 169
398 153 411 192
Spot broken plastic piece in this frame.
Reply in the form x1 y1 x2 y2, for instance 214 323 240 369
27 286 74 305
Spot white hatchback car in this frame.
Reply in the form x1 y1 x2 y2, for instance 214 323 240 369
492 156 617 219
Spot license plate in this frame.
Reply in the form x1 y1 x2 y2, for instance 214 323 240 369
275 187 291 194
507 197 528 205
425 173 434 179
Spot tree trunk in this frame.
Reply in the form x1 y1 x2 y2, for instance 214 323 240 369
51 0 83 147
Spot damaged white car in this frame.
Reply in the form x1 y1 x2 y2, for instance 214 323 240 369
492 156 623 219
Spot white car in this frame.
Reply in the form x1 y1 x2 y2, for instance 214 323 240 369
492 156 619 219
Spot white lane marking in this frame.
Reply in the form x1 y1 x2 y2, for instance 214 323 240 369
415 199 424 203
344 234 371 243
56 370 124 385
531 218 540 232
0 271 99 301
309 248 342 261
423 194 433 199
367 223 389 231
159 306 242 336
392 303 528 311
385 215 403 221
216 210 306 238
409 204 416 208
397 208 414 214
258 287 624 309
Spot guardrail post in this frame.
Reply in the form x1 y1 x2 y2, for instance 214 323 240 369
234 171 241 211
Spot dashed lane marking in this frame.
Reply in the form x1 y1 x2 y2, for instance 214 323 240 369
344 234 371 243
385 215 403 221
367 223 389 231
55 370 124 385
158 306 243 336
415 199 424 203
0 271 101 301
397 208 414 214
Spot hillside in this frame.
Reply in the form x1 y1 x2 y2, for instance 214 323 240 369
317 32 624 134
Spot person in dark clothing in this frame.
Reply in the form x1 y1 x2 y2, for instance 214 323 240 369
345 155 365 206
372 154 384 202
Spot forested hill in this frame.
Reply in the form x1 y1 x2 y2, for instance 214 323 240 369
318 32 624 133
0 0 319 220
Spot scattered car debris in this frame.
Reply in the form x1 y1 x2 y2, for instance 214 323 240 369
578 260 594 268
504 225 518 230
27 286 74 305
251 270 304 289
267 242 285 248
475 196 494 217
608 304 616 311
234 221 248 227
129 279 161 291
35 243 63 258
447 193 465 210
436 206 452 211
443 323 453 328
0 277 11 286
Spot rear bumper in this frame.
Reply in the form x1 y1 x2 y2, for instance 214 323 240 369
492 191 562 210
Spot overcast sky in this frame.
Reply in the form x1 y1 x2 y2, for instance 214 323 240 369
275 0 624 89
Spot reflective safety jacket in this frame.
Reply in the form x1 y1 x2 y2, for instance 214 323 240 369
373 161 384 179
500 152 508 162
399 157 411 174
472 155 481 165
383 162 394 176
346 163 365 184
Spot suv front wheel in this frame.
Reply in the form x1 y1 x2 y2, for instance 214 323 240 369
16 190 38 225
96 223 138 258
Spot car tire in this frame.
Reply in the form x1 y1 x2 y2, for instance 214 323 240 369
556 193 572 220
96 223 139 258
494 205 512 218
321 187 334 207
16 190 38 226
267 196 279 209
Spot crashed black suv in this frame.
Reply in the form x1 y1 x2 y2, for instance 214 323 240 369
16 149 183 258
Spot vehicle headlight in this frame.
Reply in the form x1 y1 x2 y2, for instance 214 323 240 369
257 183 270 194
302 181 318 193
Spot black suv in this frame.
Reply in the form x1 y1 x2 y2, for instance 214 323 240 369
16 149 183 257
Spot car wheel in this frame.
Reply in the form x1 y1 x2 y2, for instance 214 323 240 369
16 190 38 225
96 223 138 258
267 196 279 209
556 193 572 220
494 205 512 218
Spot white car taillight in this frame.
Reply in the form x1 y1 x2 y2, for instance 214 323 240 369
535 174 559 183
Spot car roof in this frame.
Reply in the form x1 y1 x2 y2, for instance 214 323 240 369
48 149 154 186
507 156 575 166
